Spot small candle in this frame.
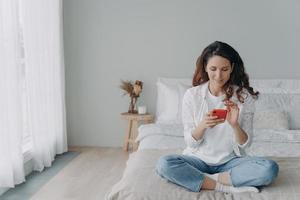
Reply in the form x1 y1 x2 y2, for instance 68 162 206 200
138 106 147 114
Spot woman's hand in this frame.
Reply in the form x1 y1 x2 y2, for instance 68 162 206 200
199 111 225 129
225 100 240 127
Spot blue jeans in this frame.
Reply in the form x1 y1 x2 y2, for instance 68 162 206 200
156 154 279 192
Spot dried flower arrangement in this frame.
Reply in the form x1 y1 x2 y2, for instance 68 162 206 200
119 80 143 113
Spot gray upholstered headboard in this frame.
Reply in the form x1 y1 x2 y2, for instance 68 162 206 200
250 79 300 94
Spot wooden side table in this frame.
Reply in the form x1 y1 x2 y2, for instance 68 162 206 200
121 112 154 152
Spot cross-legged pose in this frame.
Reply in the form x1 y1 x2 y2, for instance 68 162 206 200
156 41 279 193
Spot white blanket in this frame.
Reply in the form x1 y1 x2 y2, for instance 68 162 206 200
138 123 300 143
137 123 300 156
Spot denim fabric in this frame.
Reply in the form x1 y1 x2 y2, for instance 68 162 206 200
156 154 279 192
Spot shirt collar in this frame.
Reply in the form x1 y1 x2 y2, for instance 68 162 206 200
200 81 209 100
200 81 239 102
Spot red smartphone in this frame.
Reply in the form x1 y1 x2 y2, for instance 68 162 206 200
212 109 227 119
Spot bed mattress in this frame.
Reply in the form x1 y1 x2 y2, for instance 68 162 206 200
106 149 300 200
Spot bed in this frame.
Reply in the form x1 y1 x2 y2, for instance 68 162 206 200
106 78 300 200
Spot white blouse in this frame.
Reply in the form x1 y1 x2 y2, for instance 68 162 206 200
181 81 255 165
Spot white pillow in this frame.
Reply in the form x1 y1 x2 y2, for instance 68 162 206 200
255 93 300 129
155 78 191 123
156 81 179 123
177 83 192 122
253 110 289 130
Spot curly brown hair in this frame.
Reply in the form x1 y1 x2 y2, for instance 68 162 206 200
192 41 259 103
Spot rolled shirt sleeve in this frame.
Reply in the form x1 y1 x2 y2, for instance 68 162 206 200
182 90 204 148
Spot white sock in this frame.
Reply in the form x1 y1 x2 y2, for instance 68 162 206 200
215 182 259 193
205 173 219 182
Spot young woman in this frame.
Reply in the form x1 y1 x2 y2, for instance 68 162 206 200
156 41 279 193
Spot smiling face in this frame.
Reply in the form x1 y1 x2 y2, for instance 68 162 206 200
205 55 233 88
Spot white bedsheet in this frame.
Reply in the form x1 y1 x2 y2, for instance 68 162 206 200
137 123 183 140
137 123 300 156
137 123 184 150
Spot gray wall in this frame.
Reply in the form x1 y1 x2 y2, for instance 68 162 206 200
63 0 300 147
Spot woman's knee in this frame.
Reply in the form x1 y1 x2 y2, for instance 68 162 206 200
156 154 181 176
258 159 279 185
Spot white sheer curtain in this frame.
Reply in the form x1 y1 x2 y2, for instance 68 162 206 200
21 0 67 171
0 0 25 187
0 0 67 188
